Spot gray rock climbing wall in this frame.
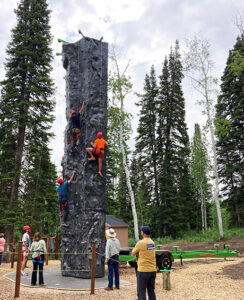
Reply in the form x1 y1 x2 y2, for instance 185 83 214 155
60 37 108 278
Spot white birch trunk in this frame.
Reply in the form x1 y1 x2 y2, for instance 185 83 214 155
200 186 205 233
112 54 139 242
203 196 207 231
184 37 224 239
119 114 139 241
205 87 224 239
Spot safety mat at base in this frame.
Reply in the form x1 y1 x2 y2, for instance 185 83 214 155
5 268 131 291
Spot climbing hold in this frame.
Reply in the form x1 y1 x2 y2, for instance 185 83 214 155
58 38 69 44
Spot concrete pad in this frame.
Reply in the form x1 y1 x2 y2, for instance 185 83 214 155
4 268 131 291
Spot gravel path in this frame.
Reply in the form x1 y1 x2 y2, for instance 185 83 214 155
1 257 244 300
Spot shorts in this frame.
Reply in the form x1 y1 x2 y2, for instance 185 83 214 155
92 148 104 159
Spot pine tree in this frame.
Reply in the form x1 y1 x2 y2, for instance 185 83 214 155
191 124 212 232
157 42 194 237
135 65 159 207
22 144 58 235
130 155 152 230
215 35 244 227
116 168 133 230
0 0 55 244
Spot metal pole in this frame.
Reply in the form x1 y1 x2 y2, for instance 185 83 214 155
46 237 50 265
90 243 96 295
11 238 16 268
14 241 22 298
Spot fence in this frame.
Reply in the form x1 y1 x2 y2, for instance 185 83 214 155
1 241 117 298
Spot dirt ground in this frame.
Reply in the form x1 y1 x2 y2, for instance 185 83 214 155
0 237 244 300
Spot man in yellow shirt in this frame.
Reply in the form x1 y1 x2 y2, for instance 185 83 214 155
132 226 156 300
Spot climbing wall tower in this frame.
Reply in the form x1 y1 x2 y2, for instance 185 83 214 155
60 37 108 278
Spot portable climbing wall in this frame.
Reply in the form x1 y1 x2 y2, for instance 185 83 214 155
61 37 108 278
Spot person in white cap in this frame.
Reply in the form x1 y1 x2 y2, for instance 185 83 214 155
104 228 120 291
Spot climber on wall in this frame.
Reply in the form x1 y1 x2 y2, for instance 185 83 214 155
57 170 76 227
70 101 85 153
86 131 108 177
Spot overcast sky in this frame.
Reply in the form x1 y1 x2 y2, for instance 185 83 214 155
0 0 243 173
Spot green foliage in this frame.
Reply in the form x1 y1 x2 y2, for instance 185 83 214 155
108 72 133 105
0 0 57 238
215 35 244 227
106 60 133 224
190 124 212 231
156 41 194 237
155 227 244 245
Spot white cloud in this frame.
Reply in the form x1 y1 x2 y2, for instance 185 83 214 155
1 0 244 169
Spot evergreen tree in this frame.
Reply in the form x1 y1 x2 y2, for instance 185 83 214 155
191 124 212 232
130 155 152 231
0 0 55 244
22 144 58 235
215 35 244 227
135 65 159 207
116 168 133 231
157 42 194 237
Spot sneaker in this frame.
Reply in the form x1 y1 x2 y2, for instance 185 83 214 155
61 223 69 227
31 284 37 286
104 287 113 291
115 286 120 289
39 283 47 287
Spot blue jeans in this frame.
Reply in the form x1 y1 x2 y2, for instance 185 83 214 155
137 271 156 300
107 256 119 288
0 252 2 265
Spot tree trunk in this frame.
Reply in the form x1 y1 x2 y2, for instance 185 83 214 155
119 115 139 241
203 196 207 231
200 186 205 233
5 114 27 260
206 99 224 239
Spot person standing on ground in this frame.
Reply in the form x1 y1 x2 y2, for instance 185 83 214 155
104 228 120 291
30 232 47 286
0 233 6 267
57 170 76 227
132 226 157 300
21 225 31 276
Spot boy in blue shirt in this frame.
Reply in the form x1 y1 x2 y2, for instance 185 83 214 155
57 170 76 227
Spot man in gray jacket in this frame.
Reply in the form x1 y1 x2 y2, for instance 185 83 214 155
105 228 120 291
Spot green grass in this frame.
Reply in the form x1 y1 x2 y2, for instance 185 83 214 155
128 228 244 247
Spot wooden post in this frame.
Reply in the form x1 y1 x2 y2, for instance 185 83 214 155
14 242 23 298
55 235 59 260
161 270 172 290
90 243 96 295
11 238 16 268
46 237 50 265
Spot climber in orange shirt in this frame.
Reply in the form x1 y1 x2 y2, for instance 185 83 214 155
86 132 108 177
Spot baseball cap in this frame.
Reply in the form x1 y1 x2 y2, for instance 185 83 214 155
140 226 150 235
